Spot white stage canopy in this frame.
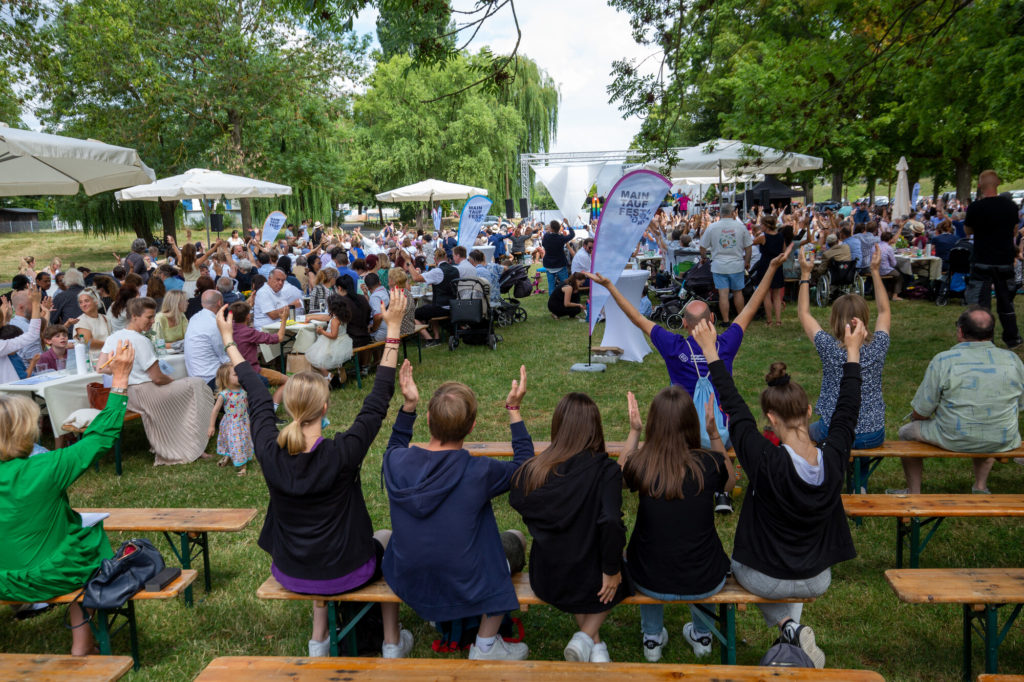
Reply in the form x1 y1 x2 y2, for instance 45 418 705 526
532 163 605 226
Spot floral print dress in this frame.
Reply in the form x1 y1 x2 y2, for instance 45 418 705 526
217 389 254 467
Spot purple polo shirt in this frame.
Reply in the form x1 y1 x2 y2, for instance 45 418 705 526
649 323 744 397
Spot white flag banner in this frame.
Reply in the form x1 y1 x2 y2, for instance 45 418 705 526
261 210 287 244
595 163 624 198
588 169 672 335
457 195 493 248
532 163 606 226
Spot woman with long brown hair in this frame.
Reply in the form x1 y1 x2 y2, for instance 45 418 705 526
619 387 737 661
509 392 631 664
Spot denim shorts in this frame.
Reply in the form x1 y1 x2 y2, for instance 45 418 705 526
712 271 745 291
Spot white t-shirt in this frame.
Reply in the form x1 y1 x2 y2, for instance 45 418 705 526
252 281 304 328
700 218 752 274
101 329 157 385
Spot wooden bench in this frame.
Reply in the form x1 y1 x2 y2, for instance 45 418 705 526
848 441 1024 494
194 656 884 681
979 676 1024 682
0 654 134 681
76 507 257 607
346 324 429 389
842 494 1024 568
257 572 806 665
886 568 1024 681
0 570 196 669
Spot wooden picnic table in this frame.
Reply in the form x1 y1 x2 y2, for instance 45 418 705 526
886 568 1024 680
77 507 258 606
841 494 1024 567
0 654 133 682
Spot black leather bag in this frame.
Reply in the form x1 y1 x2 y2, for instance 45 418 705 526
81 539 165 610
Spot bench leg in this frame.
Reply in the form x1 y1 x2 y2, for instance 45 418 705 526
125 601 140 671
327 601 340 657
92 609 113 657
693 603 735 665
163 531 210 606
963 604 973 682
339 603 373 656
353 355 362 389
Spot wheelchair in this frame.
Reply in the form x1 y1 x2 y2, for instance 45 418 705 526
815 259 864 307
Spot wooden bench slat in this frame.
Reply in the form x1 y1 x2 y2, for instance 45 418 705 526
978 676 1024 682
257 572 806 606
842 494 1024 517
886 568 1024 604
74 508 259 533
195 656 884 681
0 570 197 605
852 441 1024 459
0 654 134 682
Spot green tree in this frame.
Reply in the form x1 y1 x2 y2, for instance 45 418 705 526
22 0 367 239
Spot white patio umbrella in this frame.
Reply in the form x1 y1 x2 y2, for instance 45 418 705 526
892 156 912 220
661 139 823 182
116 168 292 244
375 178 488 202
0 122 155 196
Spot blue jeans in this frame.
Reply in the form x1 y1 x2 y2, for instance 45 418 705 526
545 266 567 294
634 576 727 636
809 420 885 449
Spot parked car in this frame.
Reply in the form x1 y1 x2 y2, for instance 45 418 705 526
1010 189 1024 208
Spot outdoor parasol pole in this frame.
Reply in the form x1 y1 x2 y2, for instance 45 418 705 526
571 295 605 372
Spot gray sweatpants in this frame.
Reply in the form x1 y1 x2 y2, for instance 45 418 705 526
731 559 831 627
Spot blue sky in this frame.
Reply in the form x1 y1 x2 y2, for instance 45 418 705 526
352 0 649 154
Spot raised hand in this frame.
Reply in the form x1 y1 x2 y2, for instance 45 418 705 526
505 364 527 409
582 271 610 287
627 391 642 432
704 396 721 445
799 244 814 276
844 316 868 361
381 289 407 329
109 340 136 388
769 243 795 270
398 359 418 411
870 244 881 272
691 319 719 362
215 305 235 344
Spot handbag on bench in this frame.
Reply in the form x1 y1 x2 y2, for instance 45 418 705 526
81 538 165 610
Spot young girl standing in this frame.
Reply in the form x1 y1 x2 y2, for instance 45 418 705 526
619 387 737 661
509 393 632 664
305 294 354 384
208 362 254 476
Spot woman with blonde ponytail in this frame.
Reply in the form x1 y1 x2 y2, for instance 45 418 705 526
213 290 415 660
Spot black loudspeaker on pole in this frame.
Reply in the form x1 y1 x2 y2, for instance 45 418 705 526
210 213 224 232
504 199 515 219
519 197 529 218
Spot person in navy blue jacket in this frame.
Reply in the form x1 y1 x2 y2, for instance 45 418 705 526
382 365 531 661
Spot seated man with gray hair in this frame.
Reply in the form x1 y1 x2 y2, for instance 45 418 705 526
184 289 229 391
893 306 1024 494
217 276 242 305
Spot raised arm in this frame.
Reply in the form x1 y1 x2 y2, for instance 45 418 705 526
618 390 643 471
867 245 891 334
796 245 823 341
582 272 654 335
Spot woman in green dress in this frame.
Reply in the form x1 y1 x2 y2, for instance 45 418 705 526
0 340 135 655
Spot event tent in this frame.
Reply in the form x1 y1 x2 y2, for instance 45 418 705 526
0 122 155 196
662 139 823 180
375 179 487 203
116 168 292 243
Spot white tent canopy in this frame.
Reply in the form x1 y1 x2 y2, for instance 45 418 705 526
115 168 291 202
532 163 605 226
665 139 822 180
375 178 487 203
0 122 155 196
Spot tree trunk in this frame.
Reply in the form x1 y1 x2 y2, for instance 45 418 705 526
226 108 252 232
867 177 876 207
954 150 973 203
158 200 177 241
830 167 843 202
803 176 814 205
239 198 252 233
131 217 155 243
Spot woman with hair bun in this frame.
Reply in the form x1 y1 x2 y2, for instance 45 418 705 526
211 292 414 659
690 316 867 670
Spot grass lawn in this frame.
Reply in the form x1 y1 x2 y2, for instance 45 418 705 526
1 232 1023 681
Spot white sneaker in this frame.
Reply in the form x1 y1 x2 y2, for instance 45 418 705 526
563 631 594 662
683 622 713 657
468 635 529 661
381 628 414 659
782 622 825 669
590 641 611 662
308 637 330 657
642 627 669 662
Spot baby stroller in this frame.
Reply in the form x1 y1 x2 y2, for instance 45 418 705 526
935 246 970 306
678 260 718 307
496 265 531 326
449 278 500 351
649 283 685 330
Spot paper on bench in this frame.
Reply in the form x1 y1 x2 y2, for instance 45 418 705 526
80 512 109 528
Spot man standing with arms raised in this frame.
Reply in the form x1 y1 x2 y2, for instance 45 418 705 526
966 169 1022 348
700 203 752 326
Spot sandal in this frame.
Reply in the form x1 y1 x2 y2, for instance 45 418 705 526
218 456 229 468
236 466 247 477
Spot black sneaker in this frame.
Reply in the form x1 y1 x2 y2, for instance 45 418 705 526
424 339 442 348
13 603 52 621
274 416 287 426
781 622 825 669
1008 338 1023 350
714 492 734 515
716 319 731 329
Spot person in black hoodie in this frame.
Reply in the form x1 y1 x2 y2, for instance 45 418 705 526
690 316 865 669
212 293 413 660
619 387 737 662
509 392 632 664
382 366 531 661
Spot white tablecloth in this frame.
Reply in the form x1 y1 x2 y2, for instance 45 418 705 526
599 269 652 363
474 245 495 263
259 316 327 362
895 254 942 280
0 354 189 438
